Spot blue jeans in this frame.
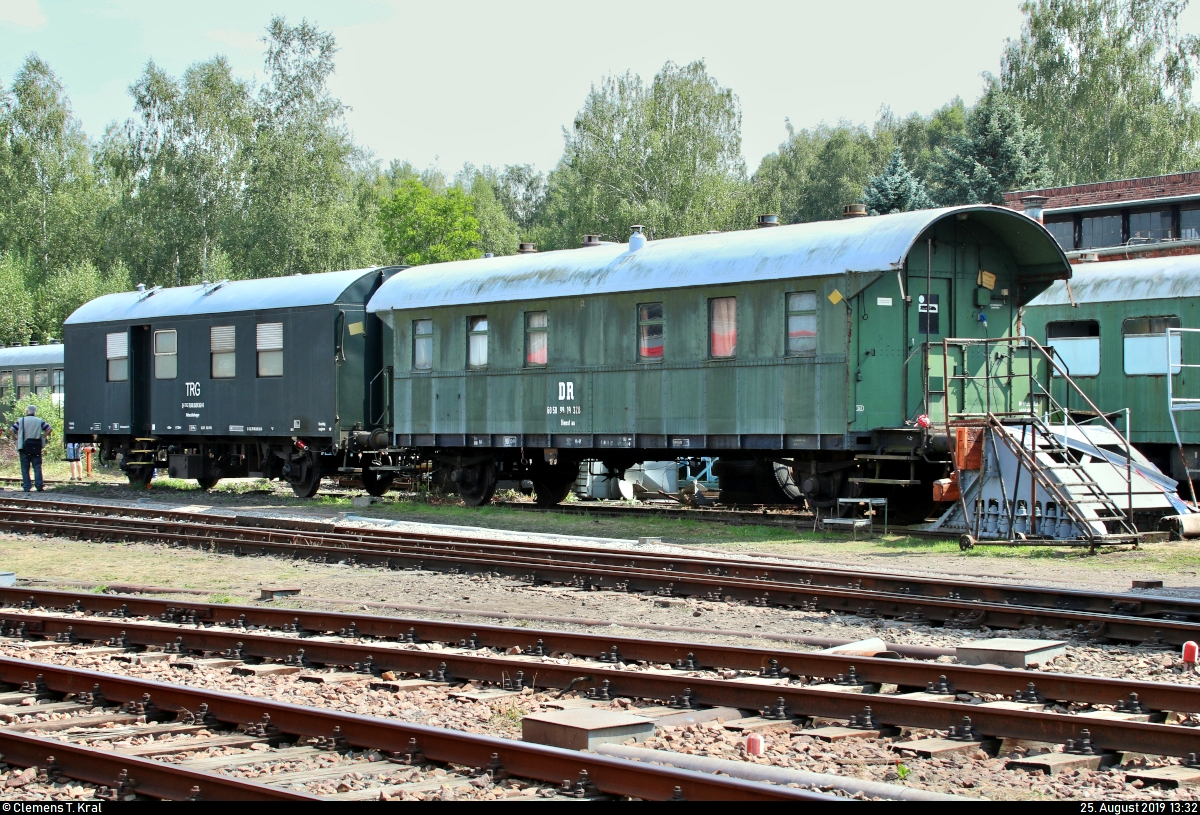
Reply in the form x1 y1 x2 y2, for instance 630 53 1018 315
19 451 43 491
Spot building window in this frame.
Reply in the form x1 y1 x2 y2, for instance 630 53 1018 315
1124 316 1182 375
1128 209 1173 244
210 325 236 378
33 369 49 395
786 292 817 356
153 329 177 379
1182 208 1200 241
106 331 128 382
413 319 433 370
525 311 548 366
1046 320 1100 377
1080 214 1122 249
468 316 488 368
638 303 664 361
256 322 283 377
16 370 30 399
51 369 64 395
1044 219 1075 251
709 297 737 358
0 371 11 400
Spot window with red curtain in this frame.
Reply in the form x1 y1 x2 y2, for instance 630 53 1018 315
638 303 663 361
710 297 736 358
526 311 548 366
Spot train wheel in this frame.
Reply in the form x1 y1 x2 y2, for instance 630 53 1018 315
127 466 153 489
756 460 804 505
290 464 321 499
361 465 394 497
532 462 577 507
197 476 221 491
457 461 497 506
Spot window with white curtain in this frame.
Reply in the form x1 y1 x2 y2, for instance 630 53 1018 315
1046 320 1100 378
709 297 736 358
1123 316 1182 375
468 316 488 368
413 320 433 370
525 311 547 366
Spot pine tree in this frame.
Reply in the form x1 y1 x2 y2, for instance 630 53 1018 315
862 149 933 214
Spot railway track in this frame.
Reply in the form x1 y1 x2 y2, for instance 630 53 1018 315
0 588 1197 763
1 494 1199 646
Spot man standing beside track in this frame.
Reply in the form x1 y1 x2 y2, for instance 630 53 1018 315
10 405 51 492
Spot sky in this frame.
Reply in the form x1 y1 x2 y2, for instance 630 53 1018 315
5 0 1200 178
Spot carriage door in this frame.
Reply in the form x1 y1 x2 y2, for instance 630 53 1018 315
129 325 153 436
905 278 954 423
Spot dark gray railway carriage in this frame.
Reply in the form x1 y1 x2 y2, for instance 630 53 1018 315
63 268 402 495
0 342 65 405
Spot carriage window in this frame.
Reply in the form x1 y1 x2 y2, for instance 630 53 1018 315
256 322 283 377
210 325 236 378
786 292 817 356
153 330 177 379
1044 219 1075 251
33 369 49 395
1128 209 1173 244
106 332 128 382
468 316 488 368
638 303 663 361
413 320 433 371
51 369 64 395
1046 320 1099 377
1123 316 1182 375
1182 208 1200 241
710 297 737 358
0 371 11 400
16 370 30 399
526 311 548 366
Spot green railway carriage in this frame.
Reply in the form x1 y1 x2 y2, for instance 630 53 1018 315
366 206 1071 513
1025 254 1200 484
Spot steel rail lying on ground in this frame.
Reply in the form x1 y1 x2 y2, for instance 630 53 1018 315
1 588 1197 714
1 503 1198 645
2 493 1195 623
0 657 830 802
0 729 321 801
2 605 1199 759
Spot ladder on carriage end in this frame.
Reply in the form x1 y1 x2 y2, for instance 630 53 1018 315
928 336 1145 546
1166 327 1200 505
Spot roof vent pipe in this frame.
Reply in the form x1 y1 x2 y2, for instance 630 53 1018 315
756 214 780 228
581 235 603 248
1020 195 1048 224
136 283 146 292
518 243 537 254
629 225 646 251
842 204 868 218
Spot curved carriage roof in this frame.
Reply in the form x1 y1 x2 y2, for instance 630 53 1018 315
0 344 63 367
64 267 384 326
367 205 1069 313
1028 254 1200 307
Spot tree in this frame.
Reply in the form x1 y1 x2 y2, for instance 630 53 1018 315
32 259 130 342
930 84 1051 204
455 165 519 256
1002 0 1200 183
538 60 749 248
863 149 934 214
378 178 481 266
0 56 103 273
0 253 35 346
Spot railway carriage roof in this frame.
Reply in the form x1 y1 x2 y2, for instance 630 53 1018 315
64 267 384 326
0 344 63 367
1028 254 1200 307
367 205 1069 312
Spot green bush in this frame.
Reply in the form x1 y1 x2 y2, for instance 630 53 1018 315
4 392 65 461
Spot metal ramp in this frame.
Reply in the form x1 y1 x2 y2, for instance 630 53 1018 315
922 336 1185 548
1166 327 1200 505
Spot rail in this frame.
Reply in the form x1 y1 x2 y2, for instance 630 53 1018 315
940 335 1137 542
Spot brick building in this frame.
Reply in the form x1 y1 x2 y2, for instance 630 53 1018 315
1005 172 1200 262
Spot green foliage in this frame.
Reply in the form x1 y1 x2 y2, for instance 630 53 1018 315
378 178 482 265
539 60 750 247
929 84 1051 204
32 259 130 342
455 165 520 256
0 253 35 345
895 762 911 780
1002 0 1200 183
4 391 64 461
863 149 933 214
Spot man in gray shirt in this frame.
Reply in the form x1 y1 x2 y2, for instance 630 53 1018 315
10 405 51 492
